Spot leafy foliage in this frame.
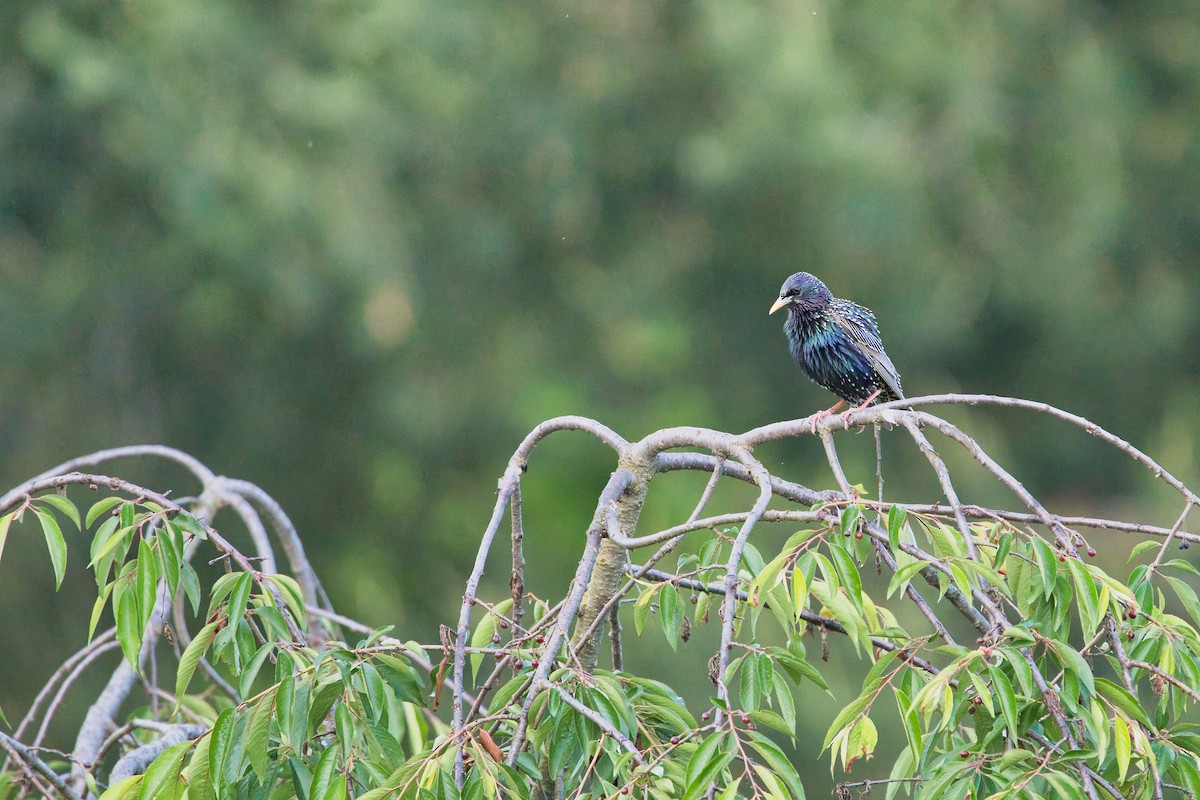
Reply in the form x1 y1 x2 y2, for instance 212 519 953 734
2 397 1200 799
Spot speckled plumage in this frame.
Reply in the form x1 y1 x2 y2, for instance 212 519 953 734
770 272 903 407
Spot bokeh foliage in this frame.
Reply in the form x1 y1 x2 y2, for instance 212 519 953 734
1 0 1199 794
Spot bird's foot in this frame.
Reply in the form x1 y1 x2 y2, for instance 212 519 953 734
839 390 883 429
807 400 847 433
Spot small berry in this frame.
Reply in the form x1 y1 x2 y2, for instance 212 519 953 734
701 711 710 721
492 635 501 644
513 660 523 669
1087 548 1097 558
997 569 1006 576
1057 554 1066 562
747 723 756 731
1127 629 1134 640
855 532 863 539
741 714 751 725
690 595 698 604
535 634 545 644
669 736 680 745
960 750 970 758
494 651 504 660
967 705 976 715
620 788 630 795
531 660 539 669
89 483 98 491
499 621 509 630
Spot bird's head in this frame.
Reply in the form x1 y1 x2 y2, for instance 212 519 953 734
769 272 833 315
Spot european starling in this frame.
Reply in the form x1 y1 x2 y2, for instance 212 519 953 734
769 272 903 424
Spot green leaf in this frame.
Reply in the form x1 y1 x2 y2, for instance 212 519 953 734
36 493 81 529
309 741 340 799
812 552 840 597
153 527 181 598
749 550 790 605
136 739 193 800
86 496 125 528
924 521 964 559
226 572 254 628
208 708 234 787
239 643 277 699
1170 756 1200 799
247 689 277 781
988 665 1020 737
175 620 220 708
98 776 143 800
660 583 682 649
1163 557 1200 577
207 572 245 618
135 537 158 631
1165 575 1200 626
90 523 135 569
634 584 656 635
89 581 115 642
885 748 915 800
993 532 1013 569
821 693 871 751
1065 557 1101 635
34 508 68 589
1094 678 1153 729
967 671 994 716
682 731 735 800
843 716 877 769
827 544 863 612
1001 626 1036 646
1030 537 1059 600
0 511 13 564
266 574 307 624
1128 540 1161 562
469 608 500 682
746 730 806 799
114 569 143 667
180 562 202 615
1048 638 1094 699
120 500 136 531
886 559 928 599
839 504 862 539
886 505 906 552
1114 714 1131 783
185 732 215 800
893 688 922 761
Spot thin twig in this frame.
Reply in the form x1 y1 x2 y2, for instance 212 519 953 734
902 419 978 562
510 482 526 639
713 448 773 729
0 730 80 799
506 526 606 765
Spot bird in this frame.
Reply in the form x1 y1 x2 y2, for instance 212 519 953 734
769 272 903 428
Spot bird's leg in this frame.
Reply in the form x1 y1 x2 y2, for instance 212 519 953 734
807 400 846 433
839 390 883 428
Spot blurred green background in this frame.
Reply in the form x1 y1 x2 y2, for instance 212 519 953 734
2 0 1199 792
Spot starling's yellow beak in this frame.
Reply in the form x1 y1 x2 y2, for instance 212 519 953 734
769 296 790 315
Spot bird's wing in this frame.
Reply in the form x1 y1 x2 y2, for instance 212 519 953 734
833 301 904 399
